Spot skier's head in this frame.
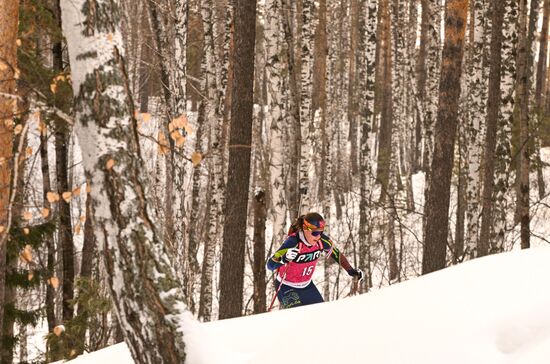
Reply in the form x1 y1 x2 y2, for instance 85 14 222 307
288 212 325 240
302 212 325 242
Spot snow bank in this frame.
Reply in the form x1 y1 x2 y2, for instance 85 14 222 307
59 246 550 364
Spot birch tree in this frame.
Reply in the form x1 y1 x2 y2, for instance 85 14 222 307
478 0 505 257
418 0 441 173
60 0 188 362
359 0 378 291
423 0 469 274
298 0 317 211
493 0 517 252
198 0 225 322
265 0 287 249
464 0 489 256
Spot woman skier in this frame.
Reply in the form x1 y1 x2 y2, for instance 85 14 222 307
267 212 364 309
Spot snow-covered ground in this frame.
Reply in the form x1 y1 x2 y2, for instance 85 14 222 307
58 246 550 364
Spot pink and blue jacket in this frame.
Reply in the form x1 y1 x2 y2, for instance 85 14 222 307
267 232 353 288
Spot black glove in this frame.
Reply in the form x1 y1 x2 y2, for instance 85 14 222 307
348 268 364 282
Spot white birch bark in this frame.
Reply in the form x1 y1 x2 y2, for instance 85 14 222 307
464 0 489 257
198 0 224 322
264 0 287 247
60 1 188 362
494 0 518 252
422 0 441 173
359 0 378 291
171 0 191 285
299 0 317 211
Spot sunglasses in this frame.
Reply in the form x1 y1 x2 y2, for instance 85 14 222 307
310 230 323 237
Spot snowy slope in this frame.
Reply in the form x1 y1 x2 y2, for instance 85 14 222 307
59 246 550 364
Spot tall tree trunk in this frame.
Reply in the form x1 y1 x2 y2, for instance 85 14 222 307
53 0 76 322
359 0 377 292
40 126 57 332
298 0 317 211
478 0 505 257
421 0 442 174
376 0 393 203
265 0 288 250
54 120 75 324
198 0 224 322
218 0 258 320
0 1 19 356
252 189 266 313
464 0 488 257
348 0 360 176
534 0 550 199
515 0 539 250
145 0 177 248
493 0 517 252
281 0 301 220
422 0 468 275
61 0 189 362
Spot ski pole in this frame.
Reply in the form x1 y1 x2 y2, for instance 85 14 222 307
268 263 290 312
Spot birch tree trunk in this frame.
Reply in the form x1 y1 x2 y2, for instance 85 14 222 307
198 0 224 322
465 0 488 257
478 0 505 257
280 0 300 220
265 0 287 248
422 0 468 275
0 0 18 355
61 1 188 362
421 0 441 174
376 0 393 203
348 0 360 176
315 0 329 205
298 0 317 211
359 0 378 292
493 0 517 252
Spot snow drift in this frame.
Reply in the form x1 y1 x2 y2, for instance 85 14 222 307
61 246 550 364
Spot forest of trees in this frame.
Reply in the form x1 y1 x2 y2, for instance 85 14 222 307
1 0 550 362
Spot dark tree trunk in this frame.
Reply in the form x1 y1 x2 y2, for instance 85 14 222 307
0 1 19 357
534 0 549 199
455 132 466 262
282 0 301 221
218 0 258 319
80 189 95 279
40 127 57 331
53 0 75 322
422 0 468 275
515 0 539 249
478 0 505 257
252 189 266 313
376 0 393 203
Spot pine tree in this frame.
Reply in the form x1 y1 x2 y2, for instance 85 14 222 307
0 0 19 357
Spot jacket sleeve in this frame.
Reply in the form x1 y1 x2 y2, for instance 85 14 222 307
320 234 353 273
266 235 299 271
